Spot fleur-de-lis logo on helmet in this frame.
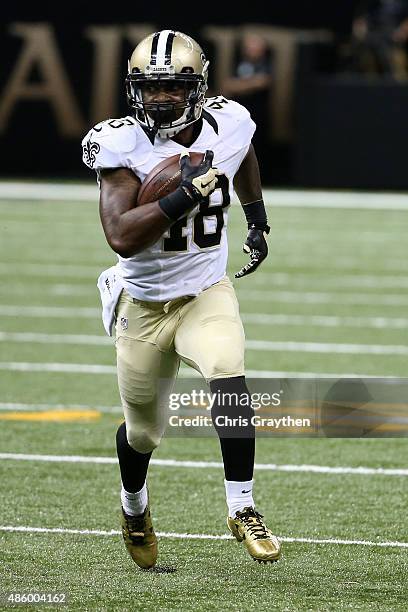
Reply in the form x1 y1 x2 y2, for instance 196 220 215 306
82 139 100 168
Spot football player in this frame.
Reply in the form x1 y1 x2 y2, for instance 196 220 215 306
82 30 281 568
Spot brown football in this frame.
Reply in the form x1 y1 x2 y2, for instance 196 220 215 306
136 152 204 205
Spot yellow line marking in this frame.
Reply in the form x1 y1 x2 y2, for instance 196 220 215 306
0 410 100 422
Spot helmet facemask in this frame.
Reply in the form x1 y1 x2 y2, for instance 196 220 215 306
126 72 207 138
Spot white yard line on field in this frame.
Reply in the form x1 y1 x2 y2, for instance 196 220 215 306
1 182 408 210
0 332 112 345
1 304 407 329
0 402 122 413
4 222 407 241
251 272 408 289
262 190 408 211
0 524 408 548
1 331 408 356
4 278 408 305
1 453 407 476
236 290 408 306
0 183 99 201
0 305 100 317
0 263 101 277
0 361 389 377
27 282 408 297
245 340 408 355
241 313 408 329
12 286 408 306
12 273 408 292
271 257 408 272
3 258 408 275
0 361 118 374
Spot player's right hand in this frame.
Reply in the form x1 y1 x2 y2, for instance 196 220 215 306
180 150 220 202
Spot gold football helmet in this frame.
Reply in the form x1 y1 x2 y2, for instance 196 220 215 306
126 30 209 138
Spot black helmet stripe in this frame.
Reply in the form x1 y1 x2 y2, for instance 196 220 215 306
150 32 160 66
164 31 175 65
150 30 176 67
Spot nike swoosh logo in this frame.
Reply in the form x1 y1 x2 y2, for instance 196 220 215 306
241 490 251 494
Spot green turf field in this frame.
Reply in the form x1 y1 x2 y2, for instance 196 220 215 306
0 185 407 610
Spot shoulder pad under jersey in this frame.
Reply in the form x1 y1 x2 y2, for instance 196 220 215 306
203 97 255 151
81 116 138 170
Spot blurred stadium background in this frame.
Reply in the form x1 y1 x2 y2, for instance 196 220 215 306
1 3 407 610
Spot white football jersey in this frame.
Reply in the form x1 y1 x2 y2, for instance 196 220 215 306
82 97 255 302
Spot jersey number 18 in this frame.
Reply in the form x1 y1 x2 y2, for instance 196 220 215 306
163 175 230 251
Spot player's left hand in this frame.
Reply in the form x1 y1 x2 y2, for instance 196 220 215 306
235 225 270 279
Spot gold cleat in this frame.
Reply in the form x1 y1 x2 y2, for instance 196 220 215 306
121 505 158 569
227 506 281 563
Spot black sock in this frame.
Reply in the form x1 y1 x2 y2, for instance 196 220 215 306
210 376 255 481
116 422 152 492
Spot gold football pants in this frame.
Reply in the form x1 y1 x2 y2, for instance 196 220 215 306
115 276 245 452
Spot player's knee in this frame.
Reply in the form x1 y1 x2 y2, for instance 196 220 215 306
206 354 244 380
126 428 160 453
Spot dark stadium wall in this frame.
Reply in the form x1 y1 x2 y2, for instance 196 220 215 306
4 2 359 33
0 21 335 183
293 77 408 190
2 5 408 188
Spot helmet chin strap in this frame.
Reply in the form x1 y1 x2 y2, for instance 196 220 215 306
137 84 205 139
153 104 195 139
143 114 182 139
156 123 187 139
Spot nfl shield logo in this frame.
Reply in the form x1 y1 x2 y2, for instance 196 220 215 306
120 317 128 331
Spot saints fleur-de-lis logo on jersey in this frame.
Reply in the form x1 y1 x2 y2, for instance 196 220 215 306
82 139 100 168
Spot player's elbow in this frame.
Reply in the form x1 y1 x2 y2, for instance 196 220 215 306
108 236 137 258
112 244 141 258
109 235 148 258
114 246 135 258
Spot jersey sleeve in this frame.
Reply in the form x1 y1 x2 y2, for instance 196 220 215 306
81 117 137 171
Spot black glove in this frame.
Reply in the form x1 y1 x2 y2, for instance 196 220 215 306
180 150 219 203
235 225 270 278
159 150 220 220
